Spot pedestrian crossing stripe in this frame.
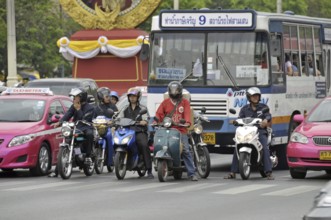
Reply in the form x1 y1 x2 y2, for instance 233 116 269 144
262 185 321 196
4 181 77 191
213 184 276 195
158 183 226 193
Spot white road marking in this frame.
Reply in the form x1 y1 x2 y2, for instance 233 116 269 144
213 184 275 195
108 182 178 192
3 181 78 191
262 185 321 196
55 181 126 191
158 183 226 193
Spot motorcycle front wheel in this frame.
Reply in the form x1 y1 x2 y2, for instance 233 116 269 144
58 146 73 180
94 147 104 174
114 152 127 180
239 152 251 180
194 146 211 179
157 160 168 182
83 158 95 177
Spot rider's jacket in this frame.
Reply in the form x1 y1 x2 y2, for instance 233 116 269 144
239 103 272 135
120 103 148 133
60 102 95 131
155 98 191 134
94 103 118 118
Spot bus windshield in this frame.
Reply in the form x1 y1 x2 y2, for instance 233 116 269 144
149 32 269 87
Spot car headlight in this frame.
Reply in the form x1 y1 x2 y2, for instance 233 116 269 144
290 132 308 144
61 126 72 137
9 134 36 147
194 124 203 134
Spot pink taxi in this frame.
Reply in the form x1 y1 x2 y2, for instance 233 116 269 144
0 88 72 175
287 96 331 179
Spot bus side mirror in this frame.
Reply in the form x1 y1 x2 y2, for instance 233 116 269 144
140 42 149 61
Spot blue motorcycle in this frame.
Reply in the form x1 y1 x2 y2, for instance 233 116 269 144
93 115 114 174
113 109 147 180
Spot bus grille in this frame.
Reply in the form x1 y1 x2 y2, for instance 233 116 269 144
190 98 228 117
313 137 331 146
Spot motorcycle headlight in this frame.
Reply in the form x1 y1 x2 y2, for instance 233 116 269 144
61 126 72 137
194 124 203 134
236 131 255 143
114 136 120 145
163 117 172 128
8 134 36 147
290 132 308 144
121 135 133 145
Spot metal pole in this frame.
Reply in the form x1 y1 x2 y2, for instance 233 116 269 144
174 0 179 10
6 0 18 86
277 0 282 13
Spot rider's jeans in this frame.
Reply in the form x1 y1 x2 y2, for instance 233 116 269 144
181 134 197 177
230 132 272 173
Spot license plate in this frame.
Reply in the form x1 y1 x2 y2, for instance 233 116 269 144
202 133 215 145
320 151 331 160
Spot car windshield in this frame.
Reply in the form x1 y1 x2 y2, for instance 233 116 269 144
26 82 79 96
307 99 331 122
0 99 45 122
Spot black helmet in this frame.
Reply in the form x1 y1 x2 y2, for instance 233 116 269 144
168 81 183 99
69 87 88 103
97 87 110 102
127 87 142 102
246 87 261 102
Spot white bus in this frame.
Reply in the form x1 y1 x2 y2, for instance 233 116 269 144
147 9 331 168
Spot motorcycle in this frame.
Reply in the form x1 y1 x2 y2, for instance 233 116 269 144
112 109 148 180
230 108 278 180
92 115 115 174
189 107 211 178
153 117 195 182
57 120 96 179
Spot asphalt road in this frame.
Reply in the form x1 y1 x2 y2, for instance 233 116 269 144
0 154 329 220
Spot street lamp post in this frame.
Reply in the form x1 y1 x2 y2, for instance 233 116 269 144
6 0 18 86
277 0 282 13
174 0 179 10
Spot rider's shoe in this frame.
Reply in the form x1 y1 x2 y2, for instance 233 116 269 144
84 157 93 165
48 172 58 178
190 175 198 181
147 173 154 179
266 172 275 180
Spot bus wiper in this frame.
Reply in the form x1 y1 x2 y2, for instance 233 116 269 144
216 45 239 90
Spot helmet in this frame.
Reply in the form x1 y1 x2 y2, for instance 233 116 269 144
168 81 183 99
69 87 88 103
127 87 142 102
97 87 110 102
110 91 119 101
246 87 261 102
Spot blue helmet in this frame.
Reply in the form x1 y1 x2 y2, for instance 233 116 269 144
110 91 119 101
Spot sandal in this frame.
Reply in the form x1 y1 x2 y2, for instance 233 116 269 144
224 172 236 179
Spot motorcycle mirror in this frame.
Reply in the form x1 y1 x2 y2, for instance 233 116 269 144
107 108 114 116
200 107 206 114
154 117 159 122
229 108 236 114
139 108 147 115
262 108 270 113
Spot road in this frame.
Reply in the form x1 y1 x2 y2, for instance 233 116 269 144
0 154 329 220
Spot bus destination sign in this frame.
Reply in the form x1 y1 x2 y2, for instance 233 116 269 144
160 10 256 30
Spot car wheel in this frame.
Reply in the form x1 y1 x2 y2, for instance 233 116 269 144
325 170 331 175
30 143 51 176
290 168 307 179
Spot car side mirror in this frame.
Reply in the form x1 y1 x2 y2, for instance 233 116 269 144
293 114 304 123
49 114 61 124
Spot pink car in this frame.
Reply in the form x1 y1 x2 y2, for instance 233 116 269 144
287 97 331 179
0 88 72 175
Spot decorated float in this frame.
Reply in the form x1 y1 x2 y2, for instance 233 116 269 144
58 0 161 94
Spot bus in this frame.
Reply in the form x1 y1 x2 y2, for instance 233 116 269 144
146 9 331 169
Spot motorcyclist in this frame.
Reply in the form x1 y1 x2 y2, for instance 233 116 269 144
110 91 119 105
224 87 274 180
93 87 118 171
118 87 154 179
153 81 198 181
49 87 95 177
